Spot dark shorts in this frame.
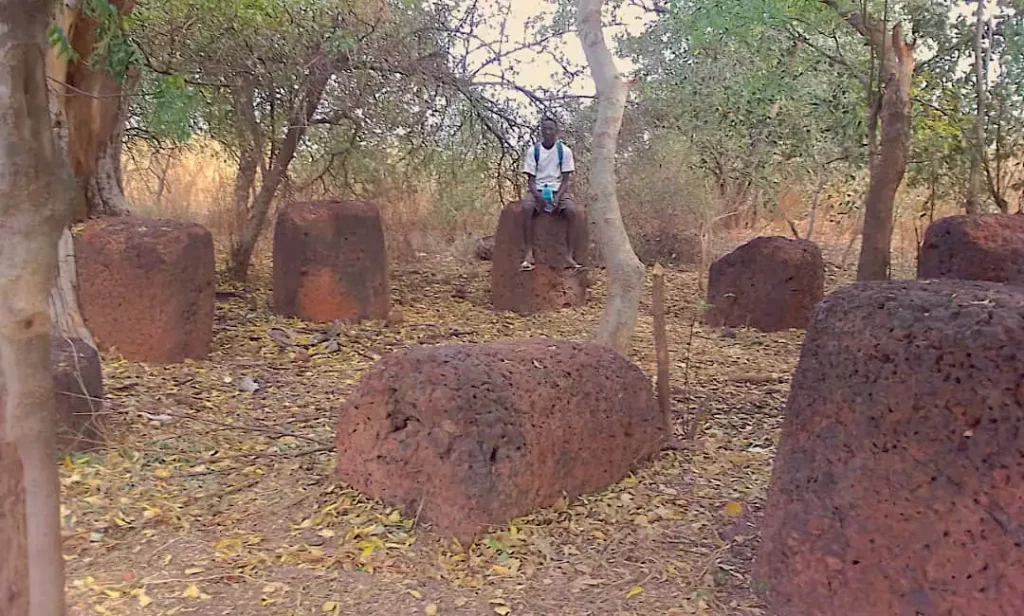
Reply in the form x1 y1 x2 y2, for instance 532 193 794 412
520 192 579 215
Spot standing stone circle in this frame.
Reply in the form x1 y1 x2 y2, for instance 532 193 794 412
756 280 1024 616
705 236 824 331
918 214 1024 284
76 217 215 363
491 203 587 315
335 339 667 544
273 200 389 323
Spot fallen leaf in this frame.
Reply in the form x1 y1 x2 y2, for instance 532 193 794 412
627 585 644 598
725 501 744 517
321 601 338 613
182 584 201 600
425 604 438 615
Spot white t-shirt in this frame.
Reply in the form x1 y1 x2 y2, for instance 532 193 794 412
522 141 575 192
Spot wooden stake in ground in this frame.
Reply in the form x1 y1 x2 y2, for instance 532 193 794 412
1 0 78 613
651 263 671 432
577 0 645 354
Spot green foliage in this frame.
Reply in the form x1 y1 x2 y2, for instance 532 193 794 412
47 22 79 62
84 0 143 81
131 73 200 142
620 0 863 216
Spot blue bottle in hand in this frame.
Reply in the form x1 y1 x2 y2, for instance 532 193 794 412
541 185 554 212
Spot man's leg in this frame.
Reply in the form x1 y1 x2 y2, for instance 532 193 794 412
560 196 582 269
520 194 540 270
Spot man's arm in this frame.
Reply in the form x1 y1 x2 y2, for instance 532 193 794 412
526 172 543 201
555 171 573 205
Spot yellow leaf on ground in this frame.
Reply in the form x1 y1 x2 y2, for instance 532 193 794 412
494 608 511 616
154 468 171 479
725 501 744 517
408 589 423 599
321 601 338 613
627 585 644 598
182 584 201 599
425 604 438 615
135 589 152 608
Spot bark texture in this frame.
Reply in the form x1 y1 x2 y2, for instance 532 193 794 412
857 24 915 281
966 0 985 215
58 0 137 218
651 263 670 430
0 1 78 613
824 2 915 281
576 0 645 353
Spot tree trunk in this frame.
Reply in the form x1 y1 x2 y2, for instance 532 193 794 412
577 0 645 353
651 263 670 432
855 24 915 281
49 229 94 346
0 1 78 613
57 0 136 219
966 0 985 215
227 61 333 282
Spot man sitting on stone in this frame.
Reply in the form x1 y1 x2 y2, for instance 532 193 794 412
520 116 582 271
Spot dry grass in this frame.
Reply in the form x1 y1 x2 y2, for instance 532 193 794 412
122 142 501 269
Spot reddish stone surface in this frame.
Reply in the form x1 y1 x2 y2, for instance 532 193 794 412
335 339 667 544
491 203 588 314
0 338 104 453
918 214 1024 284
705 236 824 331
76 217 215 363
51 337 105 452
273 200 389 323
756 280 1024 616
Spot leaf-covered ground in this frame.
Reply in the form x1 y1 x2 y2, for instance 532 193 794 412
63 247 861 616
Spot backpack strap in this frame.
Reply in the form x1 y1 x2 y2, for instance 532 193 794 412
557 141 564 172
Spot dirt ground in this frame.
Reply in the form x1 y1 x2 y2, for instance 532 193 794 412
61 241 878 616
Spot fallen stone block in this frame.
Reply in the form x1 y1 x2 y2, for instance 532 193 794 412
335 339 667 544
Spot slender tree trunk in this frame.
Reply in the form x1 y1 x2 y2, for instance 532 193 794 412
227 61 333 282
577 0 645 353
652 263 670 432
857 24 914 281
1 1 78 613
966 0 985 215
823 2 915 280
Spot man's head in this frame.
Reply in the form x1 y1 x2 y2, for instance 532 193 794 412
540 116 559 147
